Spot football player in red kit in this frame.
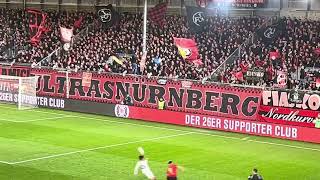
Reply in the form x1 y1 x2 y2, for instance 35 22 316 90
166 160 183 180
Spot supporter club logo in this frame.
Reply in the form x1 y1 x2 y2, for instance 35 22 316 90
264 27 276 39
178 47 192 59
98 9 112 23
115 104 129 118
192 12 204 26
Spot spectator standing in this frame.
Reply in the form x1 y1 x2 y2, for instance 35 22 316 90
158 98 165 110
123 94 133 105
313 113 320 129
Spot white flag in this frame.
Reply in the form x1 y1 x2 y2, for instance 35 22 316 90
60 27 73 43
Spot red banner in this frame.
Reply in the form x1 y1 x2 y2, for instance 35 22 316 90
1 65 319 129
259 90 320 128
269 51 280 60
0 66 31 77
73 16 83 29
273 71 287 88
27 68 261 120
124 106 320 143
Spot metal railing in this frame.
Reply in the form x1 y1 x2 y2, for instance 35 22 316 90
29 64 320 94
36 22 96 67
203 32 254 83
36 48 61 67
4 62 320 94
203 15 279 83
32 64 264 90
71 22 96 47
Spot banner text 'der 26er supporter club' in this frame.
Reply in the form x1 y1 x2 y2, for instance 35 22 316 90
0 66 261 121
125 106 320 144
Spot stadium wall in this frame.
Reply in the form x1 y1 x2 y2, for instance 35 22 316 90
1 65 320 143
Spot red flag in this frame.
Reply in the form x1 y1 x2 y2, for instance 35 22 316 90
269 51 280 60
314 48 320 56
60 27 73 43
148 2 167 26
235 71 244 82
26 9 49 46
74 16 83 29
240 63 248 72
173 37 199 61
193 59 203 67
316 78 320 88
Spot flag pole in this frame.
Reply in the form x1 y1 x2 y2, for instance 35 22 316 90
139 0 148 74
142 0 147 54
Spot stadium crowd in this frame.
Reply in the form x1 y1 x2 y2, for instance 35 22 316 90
0 8 319 90
0 9 93 64
220 17 320 91
52 13 264 81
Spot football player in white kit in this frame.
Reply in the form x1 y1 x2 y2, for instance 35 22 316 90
134 155 156 180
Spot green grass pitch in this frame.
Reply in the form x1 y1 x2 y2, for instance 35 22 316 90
0 104 320 180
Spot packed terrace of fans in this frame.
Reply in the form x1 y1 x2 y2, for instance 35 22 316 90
221 18 320 90
0 9 94 64
0 9 319 91
51 13 263 81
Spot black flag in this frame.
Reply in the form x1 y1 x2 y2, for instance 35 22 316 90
96 4 120 28
186 6 206 33
257 19 286 44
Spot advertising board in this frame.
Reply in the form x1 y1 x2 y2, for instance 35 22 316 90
125 106 320 143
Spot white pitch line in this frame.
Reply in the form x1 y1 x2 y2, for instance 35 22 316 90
73 116 320 152
76 116 242 140
11 113 319 153
6 132 194 165
0 104 243 140
0 105 68 116
0 160 11 165
242 137 250 141
0 116 75 123
4 111 318 153
247 139 320 152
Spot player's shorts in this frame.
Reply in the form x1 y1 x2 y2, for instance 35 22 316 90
167 177 177 180
142 169 155 179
